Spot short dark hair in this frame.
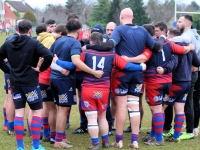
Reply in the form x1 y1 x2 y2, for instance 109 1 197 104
66 19 82 33
183 15 193 23
154 21 167 31
36 23 47 35
18 19 32 34
90 32 103 43
45 19 56 26
54 24 67 36
67 13 79 21
143 24 155 36
168 27 181 37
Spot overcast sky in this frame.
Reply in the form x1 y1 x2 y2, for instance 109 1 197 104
25 0 200 9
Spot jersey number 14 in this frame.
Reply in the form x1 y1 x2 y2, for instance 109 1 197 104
92 56 105 70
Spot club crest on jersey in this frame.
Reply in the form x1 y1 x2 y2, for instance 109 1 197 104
183 94 188 101
58 94 68 104
134 84 142 93
93 91 102 99
26 90 39 102
115 88 128 94
154 95 163 102
84 100 90 108
102 104 107 109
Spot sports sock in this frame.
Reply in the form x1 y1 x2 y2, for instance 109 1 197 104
31 116 42 149
153 112 164 142
8 121 14 131
14 116 24 149
63 131 67 139
42 117 50 137
55 132 63 142
116 134 123 143
3 107 8 127
50 131 56 140
91 138 99 146
131 134 139 143
173 114 184 139
101 134 109 143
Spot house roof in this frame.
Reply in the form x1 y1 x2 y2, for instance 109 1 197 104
4 2 17 19
6 0 34 12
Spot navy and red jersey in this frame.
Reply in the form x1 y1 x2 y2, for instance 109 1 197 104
110 25 155 57
172 42 200 82
80 49 127 88
144 41 184 83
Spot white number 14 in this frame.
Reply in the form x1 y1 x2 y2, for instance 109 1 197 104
92 56 105 70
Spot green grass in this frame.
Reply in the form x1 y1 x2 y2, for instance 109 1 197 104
0 34 200 149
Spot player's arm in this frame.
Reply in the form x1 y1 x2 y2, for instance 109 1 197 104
113 54 146 71
158 54 179 74
170 42 195 54
53 54 76 70
145 31 165 52
0 44 10 74
72 55 103 78
83 27 121 51
192 51 200 67
71 41 103 78
35 42 53 72
169 34 192 43
122 47 152 63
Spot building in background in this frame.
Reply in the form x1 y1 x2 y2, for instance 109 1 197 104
5 0 34 18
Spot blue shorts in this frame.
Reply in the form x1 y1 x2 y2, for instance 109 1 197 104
4 74 10 92
10 85 43 110
165 81 191 105
39 84 53 102
111 69 143 97
50 78 76 107
145 82 172 106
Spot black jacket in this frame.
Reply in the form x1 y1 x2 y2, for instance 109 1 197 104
0 35 53 86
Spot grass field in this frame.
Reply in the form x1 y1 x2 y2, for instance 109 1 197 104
0 33 200 150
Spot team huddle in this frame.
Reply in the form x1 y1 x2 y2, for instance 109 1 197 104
0 7 200 150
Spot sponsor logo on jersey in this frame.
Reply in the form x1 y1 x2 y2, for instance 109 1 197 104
41 90 47 99
93 91 102 99
134 84 142 93
26 90 39 102
115 88 128 94
153 95 163 102
13 93 22 99
58 94 68 104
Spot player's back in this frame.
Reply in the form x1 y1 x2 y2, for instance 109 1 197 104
81 50 116 88
173 42 200 82
144 41 173 83
110 25 155 57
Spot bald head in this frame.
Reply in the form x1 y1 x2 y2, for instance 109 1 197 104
120 8 133 24
106 22 116 38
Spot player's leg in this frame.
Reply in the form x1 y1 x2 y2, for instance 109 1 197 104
6 90 15 135
144 83 165 146
110 94 116 130
53 79 74 148
193 72 200 137
23 85 44 150
11 86 26 150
